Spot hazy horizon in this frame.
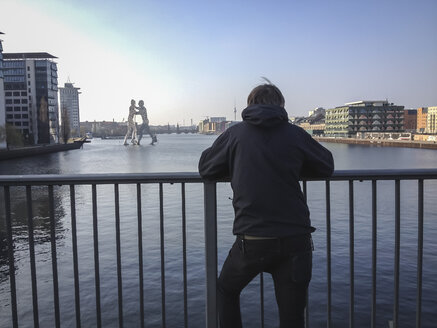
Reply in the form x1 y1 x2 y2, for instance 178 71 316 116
2 0 437 125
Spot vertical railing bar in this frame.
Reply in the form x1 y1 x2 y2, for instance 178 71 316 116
70 185 81 328
137 183 145 328
159 183 166 328
302 180 309 327
204 182 218 328
181 183 188 328
371 180 377 328
260 272 264 328
302 180 307 202
48 185 60 328
416 179 424 328
349 180 355 328
27 185 39 328
325 180 332 328
115 184 123 328
4 186 18 328
92 184 102 328
393 180 400 328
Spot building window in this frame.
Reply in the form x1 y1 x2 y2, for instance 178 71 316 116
28 88 31 93
21 91 27 96
14 114 21 119
3 61 25 69
21 99 28 104
23 114 29 118
6 106 13 112
13 91 20 96
28 81 30 86
6 99 12 104
6 114 13 119
14 99 21 104
5 92 12 96
14 107 21 112
22 106 28 111
27 66 30 71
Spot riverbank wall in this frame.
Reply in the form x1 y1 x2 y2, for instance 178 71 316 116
0 140 85 161
315 137 437 150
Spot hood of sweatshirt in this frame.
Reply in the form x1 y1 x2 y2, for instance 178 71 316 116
241 104 289 128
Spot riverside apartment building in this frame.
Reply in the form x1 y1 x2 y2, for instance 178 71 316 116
325 100 404 137
427 106 437 134
59 80 81 137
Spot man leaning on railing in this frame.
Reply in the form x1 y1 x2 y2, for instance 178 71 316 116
198 81 334 328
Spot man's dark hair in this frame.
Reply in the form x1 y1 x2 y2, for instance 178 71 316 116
247 82 285 107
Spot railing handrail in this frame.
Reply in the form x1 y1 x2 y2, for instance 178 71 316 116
1 168 437 185
2 169 436 327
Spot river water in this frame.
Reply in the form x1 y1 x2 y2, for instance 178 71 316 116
0 134 436 327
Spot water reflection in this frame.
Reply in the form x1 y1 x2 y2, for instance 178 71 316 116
0 185 67 284
0 152 63 175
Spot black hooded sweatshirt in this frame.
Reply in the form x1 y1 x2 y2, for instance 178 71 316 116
198 104 334 237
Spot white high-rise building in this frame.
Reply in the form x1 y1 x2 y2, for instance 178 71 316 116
427 106 437 134
59 80 81 136
0 32 6 149
3 52 59 144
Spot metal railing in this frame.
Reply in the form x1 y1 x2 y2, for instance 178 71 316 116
1 169 437 328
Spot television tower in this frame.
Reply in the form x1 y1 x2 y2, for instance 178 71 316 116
234 99 237 121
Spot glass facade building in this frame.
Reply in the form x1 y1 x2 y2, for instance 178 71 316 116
0 33 6 149
3 53 59 144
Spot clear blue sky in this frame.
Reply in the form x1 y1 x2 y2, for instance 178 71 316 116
2 0 437 125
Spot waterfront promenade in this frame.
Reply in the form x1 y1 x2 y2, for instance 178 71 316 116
314 137 437 150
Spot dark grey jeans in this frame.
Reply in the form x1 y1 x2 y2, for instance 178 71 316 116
217 234 313 328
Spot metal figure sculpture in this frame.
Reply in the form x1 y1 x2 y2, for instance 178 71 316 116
136 100 156 145
123 99 138 145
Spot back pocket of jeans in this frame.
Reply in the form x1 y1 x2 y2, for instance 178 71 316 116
291 251 312 283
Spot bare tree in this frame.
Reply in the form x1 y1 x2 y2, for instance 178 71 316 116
0 124 6 145
5 123 24 148
60 106 71 144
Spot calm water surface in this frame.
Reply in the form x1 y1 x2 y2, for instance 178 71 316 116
0 134 436 327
